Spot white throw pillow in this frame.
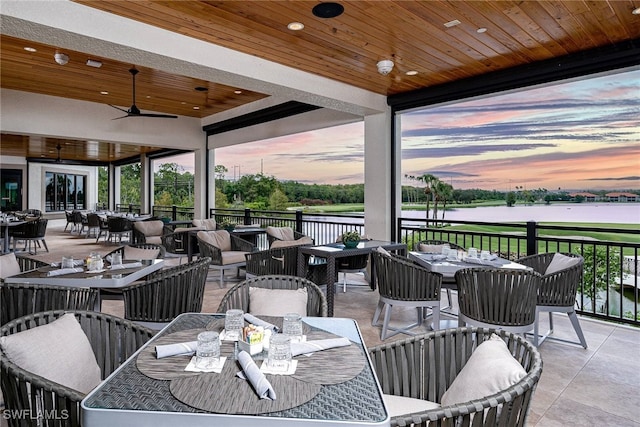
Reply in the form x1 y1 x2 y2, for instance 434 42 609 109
123 246 160 260
545 253 581 275
375 246 391 257
0 252 21 279
0 313 102 395
383 394 440 417
248 287 308 316
440 334 526 406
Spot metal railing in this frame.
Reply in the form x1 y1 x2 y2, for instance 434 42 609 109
207 208 639 326
152 205 195 222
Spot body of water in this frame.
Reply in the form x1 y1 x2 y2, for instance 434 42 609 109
402 203 640 224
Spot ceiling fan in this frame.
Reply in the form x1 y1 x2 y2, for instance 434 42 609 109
110 68 178 119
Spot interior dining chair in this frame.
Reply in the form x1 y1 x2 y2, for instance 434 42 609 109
455 268 541 337
517 252 587 348
122 257 211 329
0 310 154 427
371 250 443 340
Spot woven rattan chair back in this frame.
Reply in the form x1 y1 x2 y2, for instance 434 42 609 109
245 245 301 277
455 268 540 334
0 310 154 427
367 327 543 427
216 275 328 317
0 283 98 325
413 239 465 252
517 252 587 348
122 257 211 327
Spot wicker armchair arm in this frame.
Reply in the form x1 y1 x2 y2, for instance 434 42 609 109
197 238 223 265
230 235 257 252
517 253 583 306
373 252 442 301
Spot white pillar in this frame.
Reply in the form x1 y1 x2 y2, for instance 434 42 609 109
193 147 208 219
113 165 121 211
364 108 394 240
140 155 151 214
207 146 217 219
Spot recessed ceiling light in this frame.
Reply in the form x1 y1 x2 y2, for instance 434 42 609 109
86 59 102 68
477 27 487 33
181 102 187 105
405 70 418 76
234 90 243 94
444 19 461 28
288 22 305 31
100 91 109 95
193 106 200 110
633 7 640 14
24 47 37 52
146 95 151 99
312 2 344 18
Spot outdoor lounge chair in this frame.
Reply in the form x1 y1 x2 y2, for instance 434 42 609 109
197 230 256 287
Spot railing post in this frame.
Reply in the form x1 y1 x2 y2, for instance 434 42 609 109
172 205 177 221
244 208 251 225
526 221 537 256
295 210 303 233
128 203 133 213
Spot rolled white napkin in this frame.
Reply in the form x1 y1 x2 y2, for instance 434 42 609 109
155 341 198 359
50 259 85 268
244 313 279 332
463 257 503 267
236 351 276 400
110 262 143 270
290 337 351 356
46 267 84 276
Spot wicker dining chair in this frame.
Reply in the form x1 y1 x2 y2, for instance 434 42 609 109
265 226 312 247
122 257 211 329
197 230 256 287
11 217 49 254
371 251 443 340
516 252 587 348
367 327 543 427
0 310 154 427
106 216 132 244
217 275 328 317
455 268 541 335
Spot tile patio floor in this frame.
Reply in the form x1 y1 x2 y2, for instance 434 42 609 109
2 219 639 426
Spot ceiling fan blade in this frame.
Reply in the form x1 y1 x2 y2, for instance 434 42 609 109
109 104 130 113
111 114 130 120
110 67 178 119
136 113 179 119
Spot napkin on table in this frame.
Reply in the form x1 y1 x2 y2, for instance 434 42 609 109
155 341 198 359
244 313 280 332
236 351 276 400
50 259 84 268
291 337 351 356
462 257 503 267
110 262 143 270
46 267 84 276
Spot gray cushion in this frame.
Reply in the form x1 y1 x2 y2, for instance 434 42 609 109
124 246 160 260
0 252 21 279
383 394 440 417
0 313 102 395
270 236 313 248
440 334 526 406
545 253 581 275
248 287 308 316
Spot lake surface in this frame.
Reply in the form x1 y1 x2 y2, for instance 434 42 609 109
402 203 640 224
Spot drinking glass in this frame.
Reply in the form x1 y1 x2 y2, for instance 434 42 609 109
441 244 451 255
267 334 291 372
480 250 491 260
224 309 244 341
61 256 74 269
446 248 458 261
467 247 478 258
195 331 220 370
111 252 123 267
282 313 303 343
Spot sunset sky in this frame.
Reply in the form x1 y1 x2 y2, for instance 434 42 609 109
171 68 639 192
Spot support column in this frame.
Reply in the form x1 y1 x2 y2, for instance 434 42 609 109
363 108 394 240
193 146 208 219
140 155 151 214
112 164 120 211
206 146 216 218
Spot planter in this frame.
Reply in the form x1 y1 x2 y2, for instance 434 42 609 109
343 239 360 248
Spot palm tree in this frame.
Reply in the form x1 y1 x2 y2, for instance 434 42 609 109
437 182 454 220
406 173 439 224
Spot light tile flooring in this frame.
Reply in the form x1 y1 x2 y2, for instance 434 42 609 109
2 220 639 426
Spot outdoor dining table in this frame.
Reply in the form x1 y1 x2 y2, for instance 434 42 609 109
297 240 407 317
408 251 531 280
81 313 389 427
3 259 164 310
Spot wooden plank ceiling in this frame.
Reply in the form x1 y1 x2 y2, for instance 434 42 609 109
2 0 639 163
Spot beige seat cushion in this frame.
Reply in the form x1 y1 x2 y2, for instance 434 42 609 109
197 230 231 251
418 244 448 254
270 236 313 248
266 226 296 241
133 220 164 237
124 246 160 260
383 394 440 418
0 313 101 395
545 253 581 275
248 287 308 316
0 252 21 279
221 251 249 265
192 219 217 230
440 334 527 406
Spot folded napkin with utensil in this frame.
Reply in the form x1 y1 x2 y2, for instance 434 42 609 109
110 262 143 270
46 267 84 276
463 257 502 267
236 351 276 400
243 313 279 332
291 337 351 356
50 259 85 268
155 341 198 359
